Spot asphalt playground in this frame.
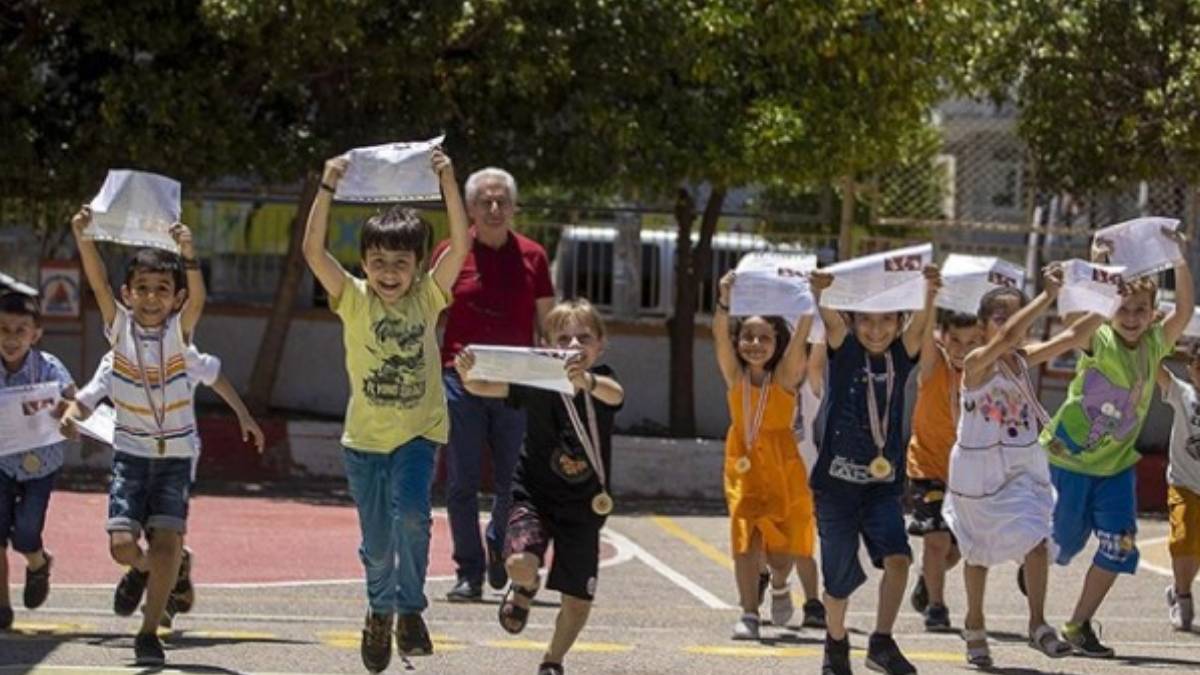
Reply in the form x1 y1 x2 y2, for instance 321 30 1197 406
1 486 1198 674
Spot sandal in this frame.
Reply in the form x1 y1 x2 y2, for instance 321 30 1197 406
1029 623 1071 658
498 583 538 635
537 662 564 675
962 628 992 668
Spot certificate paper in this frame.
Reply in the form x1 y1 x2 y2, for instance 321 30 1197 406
86 170 182 253
0 383 64 456
1093 216 1183 279
938 254 1026 315
335 136 446 203
75 404 116 445
1058 259 1126 318
819 243 933 312
730 252 817 320
466 345 579 394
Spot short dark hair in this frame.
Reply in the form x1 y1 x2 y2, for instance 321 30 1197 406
124 248 184 290
939 310 979 331
360 206 433 262
978 286 1027 323
0 292 39 323
730 315 792 373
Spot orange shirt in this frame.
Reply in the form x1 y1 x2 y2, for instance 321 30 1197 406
906 353 960 482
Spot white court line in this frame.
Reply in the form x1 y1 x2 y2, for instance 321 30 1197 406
603 527 733 610
1138 534 1173 577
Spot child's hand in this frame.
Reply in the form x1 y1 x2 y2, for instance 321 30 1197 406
431 148 454 182
1165 226 1189 253
58 409 80 441
170 223 195 259
322 157 349 189
1042 262 1064 296
922 264 942 297
454 348 477 381
718 270 736 306
809 270 833 292
1090 236 1114 263
565 353 591 392
239 414 266 454
71 205 93 238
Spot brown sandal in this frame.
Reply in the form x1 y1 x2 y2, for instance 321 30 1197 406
498 583 538 634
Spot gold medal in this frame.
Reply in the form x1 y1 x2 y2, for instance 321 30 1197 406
869 455 892 479
21 452 42 473
735 456 752 474
591 491 614 516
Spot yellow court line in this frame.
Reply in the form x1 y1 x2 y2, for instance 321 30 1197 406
5 622 92 636
652 515 734 570
485 639 633 653
184 630 277 640
317 630 465 652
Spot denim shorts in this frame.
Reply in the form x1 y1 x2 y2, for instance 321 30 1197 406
107 452 192 535
0 469 58 553
816 486 912 599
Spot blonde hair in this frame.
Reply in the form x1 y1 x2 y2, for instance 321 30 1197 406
544 298 606 341
1121 276 1158 304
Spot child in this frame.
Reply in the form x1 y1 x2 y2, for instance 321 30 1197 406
943 269 1092 667
301 148 469 673
1039 232 1193 657
807 265 939 675
713 271 815 639
1157 345 1200 631
455 299 624 675
69 208 204 666
0 292 75 630
905 310 982 631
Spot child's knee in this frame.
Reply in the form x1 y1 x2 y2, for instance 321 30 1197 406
147 529 182 554
109 534 139 564
924 532 952 555
882 554 910 573
561 594 592 616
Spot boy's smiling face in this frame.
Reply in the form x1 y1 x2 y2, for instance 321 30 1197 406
363 247 418 304
0 311 42 370
853 312 901 355
121 270 183 328
1112 289 1154 346
548 316 604 369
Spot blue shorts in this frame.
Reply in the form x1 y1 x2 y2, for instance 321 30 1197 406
1051 465 1138 574
107 452 192 536
0 470 57 553
816 486 912 599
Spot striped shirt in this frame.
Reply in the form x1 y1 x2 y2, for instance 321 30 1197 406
0 349 75 480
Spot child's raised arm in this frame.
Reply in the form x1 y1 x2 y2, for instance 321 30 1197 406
172 223 205 342
775 314 813 392
210 373 265 454
1162 229 1194 346
903 265 941 358
809 270 847 350
430 149 471 295
712 271 740 388
916 303 940 385
301 158 350 302
71 206 117 328
963 264 1062 387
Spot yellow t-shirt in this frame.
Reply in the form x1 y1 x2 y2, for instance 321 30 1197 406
331 271 450 452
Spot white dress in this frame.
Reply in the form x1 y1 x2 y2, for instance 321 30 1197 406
943 360 1056 567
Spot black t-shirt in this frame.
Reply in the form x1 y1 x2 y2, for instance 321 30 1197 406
508 364 622 509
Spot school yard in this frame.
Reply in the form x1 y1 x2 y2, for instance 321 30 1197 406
0 485 1197 675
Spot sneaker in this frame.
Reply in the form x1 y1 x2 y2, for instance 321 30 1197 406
1017 563 1027 597
803 598 828 629
134 631 165 667
396 612 434 656
865 632 916 674
732 613 760 640
171 547 195 614
0 605 12 631
23 552 52 609
486 542 508 591
1167 586 1194 631
770 586 795 626
822 634 852 675
924 603 951 632
360 611 393 673
1062 620 1115 658
113 568 149 617
756 571 771 607
445 578 482 603
909 574 928 613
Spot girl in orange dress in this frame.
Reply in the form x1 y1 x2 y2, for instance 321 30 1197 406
713 270 816 640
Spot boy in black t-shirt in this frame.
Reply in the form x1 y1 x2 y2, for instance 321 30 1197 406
455 298 624 675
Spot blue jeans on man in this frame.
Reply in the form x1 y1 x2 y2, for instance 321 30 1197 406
443 369 527 587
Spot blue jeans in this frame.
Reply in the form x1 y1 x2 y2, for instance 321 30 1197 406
443 369 527 584
0 470 57 553
106 452 192 535
344 438 437 615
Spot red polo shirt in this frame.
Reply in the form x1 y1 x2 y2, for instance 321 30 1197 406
434 227 555 366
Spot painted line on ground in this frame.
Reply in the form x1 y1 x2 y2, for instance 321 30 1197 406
1138 535 1173 577
652 515 734 570
603 526 733 610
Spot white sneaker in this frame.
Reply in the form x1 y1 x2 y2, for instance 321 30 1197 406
1167 586 1194 631
732 613 760 640
770 585 795 627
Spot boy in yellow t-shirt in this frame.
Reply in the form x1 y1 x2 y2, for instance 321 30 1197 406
301 147 470 673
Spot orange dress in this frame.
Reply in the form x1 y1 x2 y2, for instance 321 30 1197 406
724 376 815 556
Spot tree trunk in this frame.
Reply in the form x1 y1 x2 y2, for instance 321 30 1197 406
246 173 320 415
667 185 727 437
838 175 856 260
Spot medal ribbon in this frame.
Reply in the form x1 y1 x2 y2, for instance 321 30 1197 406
996 355 1051 427
741 371 772 452
132 321 168 453
864 351 895 452
561 389 606 491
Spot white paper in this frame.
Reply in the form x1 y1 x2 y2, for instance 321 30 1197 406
938 254 1026 315
74 404 116 445
335 136 445 203
1158 302 1200 339
1093 216 1183 279
730 252 817 320
466 345 578 394
86 170 182 253
0 270 37 296
819 243 933 312
1058 259 1126 318
0 383 64 456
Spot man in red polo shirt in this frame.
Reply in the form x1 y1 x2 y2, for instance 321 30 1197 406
433 167 555 601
